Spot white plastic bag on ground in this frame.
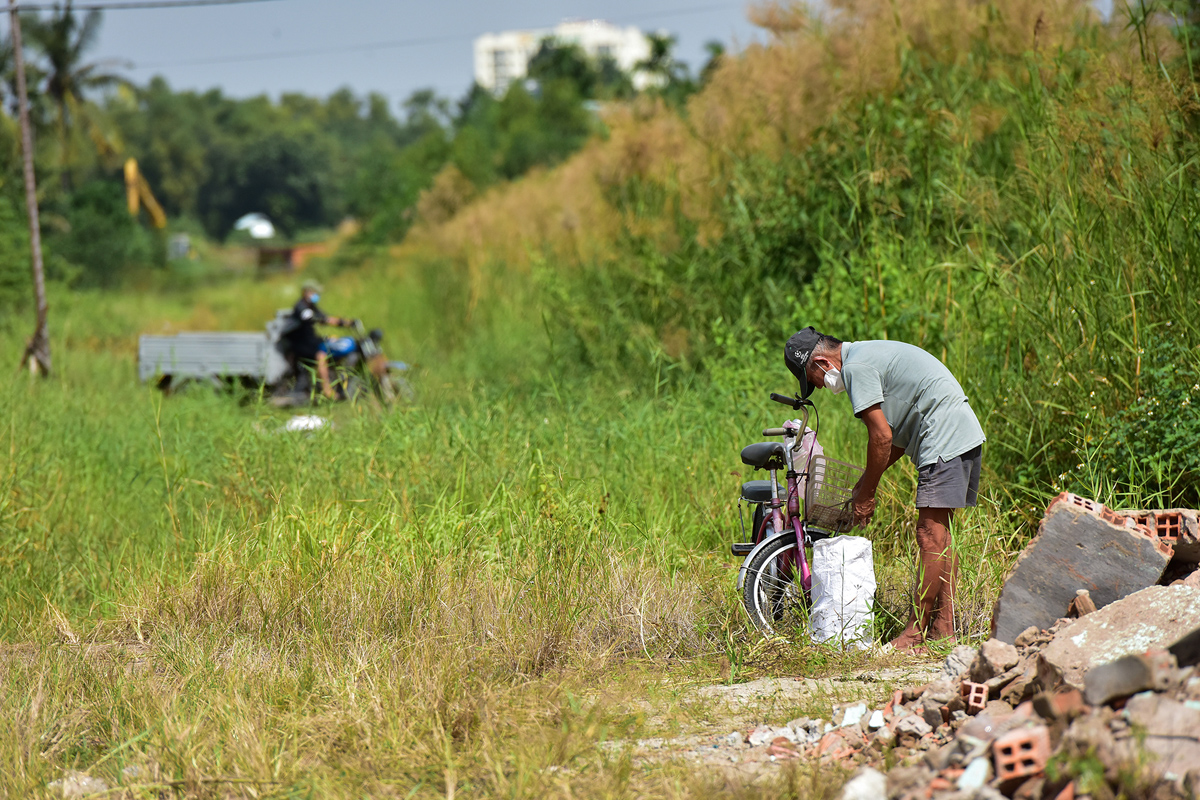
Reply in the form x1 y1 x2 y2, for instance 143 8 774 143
810 536 876 649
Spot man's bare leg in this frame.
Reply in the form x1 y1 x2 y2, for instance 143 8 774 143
889 507 955 649
928 509 959 641
316 352 335 399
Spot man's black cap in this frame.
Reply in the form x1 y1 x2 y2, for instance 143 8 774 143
784 327 823 399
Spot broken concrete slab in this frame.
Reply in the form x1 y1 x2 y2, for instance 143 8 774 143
1169 625 1200 668
839 767 887 800
992 494 1173 643
895 714 933 744
1040 585 1200 690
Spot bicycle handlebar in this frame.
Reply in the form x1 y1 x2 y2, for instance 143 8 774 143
770 392 809 410
762 427 787 436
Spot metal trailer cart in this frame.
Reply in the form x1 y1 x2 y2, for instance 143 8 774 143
138 311 294 391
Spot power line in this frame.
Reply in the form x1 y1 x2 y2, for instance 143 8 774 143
132 33 465 69
127 3 746 71
14 0 282 11
622 2 744 24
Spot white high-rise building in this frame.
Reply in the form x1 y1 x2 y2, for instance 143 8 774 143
473 19 656 93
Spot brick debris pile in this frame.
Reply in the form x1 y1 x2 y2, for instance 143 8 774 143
821 493 1200 800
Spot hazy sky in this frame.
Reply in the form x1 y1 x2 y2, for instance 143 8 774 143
77 0 763 109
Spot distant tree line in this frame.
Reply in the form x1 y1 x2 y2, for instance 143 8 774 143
0 2 721 294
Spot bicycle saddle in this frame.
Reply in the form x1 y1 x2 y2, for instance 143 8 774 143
741 442 786 470
741 480 774 502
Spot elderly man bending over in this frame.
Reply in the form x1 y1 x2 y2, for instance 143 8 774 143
784 327 986 650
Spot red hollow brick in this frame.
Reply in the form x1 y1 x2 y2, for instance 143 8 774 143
1128 511 1184 543
1060 494 1156 538
994 726 1051 781
961 680 988 715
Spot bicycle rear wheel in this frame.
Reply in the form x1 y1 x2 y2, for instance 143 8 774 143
741 533 812 639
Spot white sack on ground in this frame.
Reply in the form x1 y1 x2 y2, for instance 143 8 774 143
811 536 876 649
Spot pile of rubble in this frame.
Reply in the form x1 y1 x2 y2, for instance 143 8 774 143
813 493 1200 799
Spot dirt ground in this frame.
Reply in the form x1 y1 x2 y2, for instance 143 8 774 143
596 663 943 780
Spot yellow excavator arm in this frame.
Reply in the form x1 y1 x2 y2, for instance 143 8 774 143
124 158 167 229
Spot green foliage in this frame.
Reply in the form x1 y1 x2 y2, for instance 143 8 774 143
1097 339 1200 504
19 1 124 186
528 39 634 100
536 11 1200 507
1 5 667 270
110 81 410 239
498 80 595 179
46 178 161 286
0 186 30 313
197 127 336 238
350 123 450 243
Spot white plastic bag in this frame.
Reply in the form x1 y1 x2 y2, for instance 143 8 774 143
810 536 876 650
787 421 824 499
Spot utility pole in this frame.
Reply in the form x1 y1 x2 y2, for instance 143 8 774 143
8 0 51 376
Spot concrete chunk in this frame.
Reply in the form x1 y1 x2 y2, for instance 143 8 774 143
1083 650 1176 706
1123 692 1200 780
992 494 1172 643
1040 585 1200 690
942 645 978 681
970 638 1020 683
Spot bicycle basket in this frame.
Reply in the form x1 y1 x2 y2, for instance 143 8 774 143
805 455 865 532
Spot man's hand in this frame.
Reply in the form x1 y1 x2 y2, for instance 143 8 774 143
852 489 877 528
851 476 877 527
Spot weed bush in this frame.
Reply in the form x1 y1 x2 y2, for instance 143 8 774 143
398 0 1200 506
5 2 1200 795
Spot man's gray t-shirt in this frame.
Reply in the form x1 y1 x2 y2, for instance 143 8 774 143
840 340 985 468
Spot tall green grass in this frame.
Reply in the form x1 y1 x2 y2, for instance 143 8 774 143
0 278 951 798
514 2 1200 507
5 3 1198 795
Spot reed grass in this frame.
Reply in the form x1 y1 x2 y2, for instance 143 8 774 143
0 264 1006 797
5 0 1198 795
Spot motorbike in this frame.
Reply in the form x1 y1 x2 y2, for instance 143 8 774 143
273 321 413 406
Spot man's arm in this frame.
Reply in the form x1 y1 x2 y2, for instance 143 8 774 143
852 404 895 526
313 306 353 328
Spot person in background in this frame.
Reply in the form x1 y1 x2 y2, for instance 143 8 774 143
286 280 356 399
784 327 986 651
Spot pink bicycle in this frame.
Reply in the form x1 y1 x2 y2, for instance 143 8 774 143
733 392 862 637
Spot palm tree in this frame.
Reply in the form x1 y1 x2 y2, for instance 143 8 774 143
0 32 50 126
636 33 689 87
635 33 694 104
22 1 126 185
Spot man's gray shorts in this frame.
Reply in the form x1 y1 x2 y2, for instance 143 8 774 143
915 445 982 509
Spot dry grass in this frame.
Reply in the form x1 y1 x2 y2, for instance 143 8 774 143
0 539 902 799
388 0 1144 284
14 2 1173 794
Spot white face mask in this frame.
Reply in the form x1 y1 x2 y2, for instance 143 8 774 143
823 366 845 394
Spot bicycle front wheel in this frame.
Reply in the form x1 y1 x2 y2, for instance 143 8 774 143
741 533 811 640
